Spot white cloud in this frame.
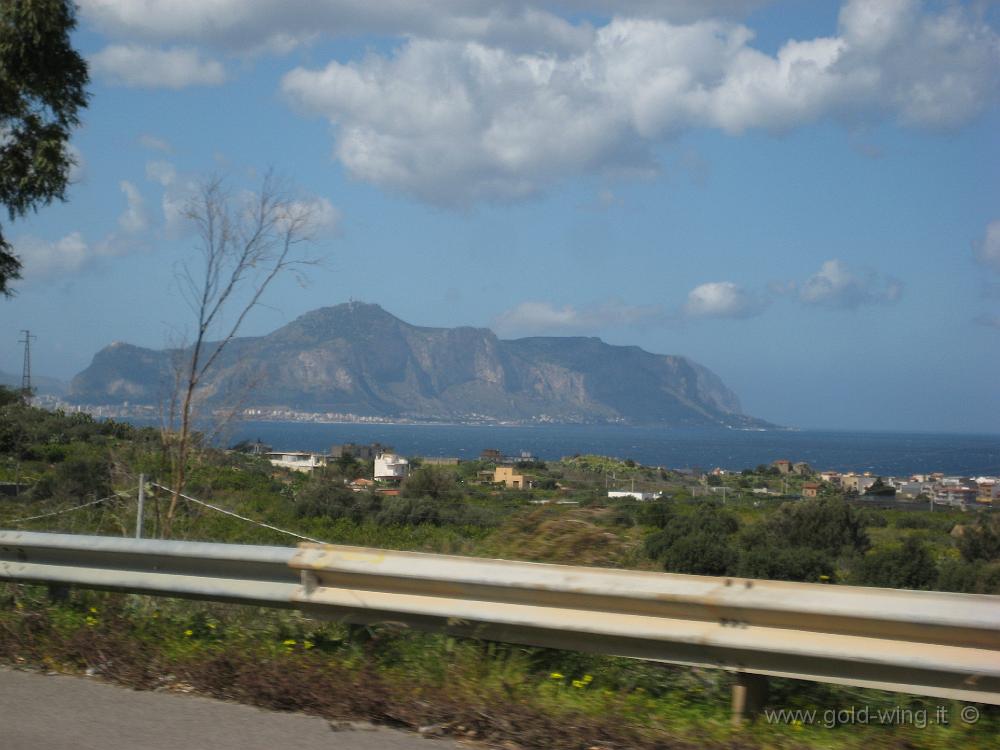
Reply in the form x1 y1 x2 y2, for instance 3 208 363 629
145 160 177 187
975 220 1000 273
15 225 147 281
143 162 196 233
117 181 149 233
279 1 999 204
682 281 765 319
281 196 342 235
159 189 189 233
78 1 595 55
549 1 770 21
139 134 172 152
75 2 999 204
15 233 90 279
493 299 664 335
799 259 902 309
90 44 226 88
78 0 772 45
141 165 340 239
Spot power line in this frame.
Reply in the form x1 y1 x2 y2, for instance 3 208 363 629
148 482 324 543
5 492 130 524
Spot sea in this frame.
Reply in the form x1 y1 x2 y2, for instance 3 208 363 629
213 422 1000 477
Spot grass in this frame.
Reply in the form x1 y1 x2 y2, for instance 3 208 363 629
2 433 997 748
1 584 997 750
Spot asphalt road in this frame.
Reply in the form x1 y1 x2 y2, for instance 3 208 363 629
0 668 464 750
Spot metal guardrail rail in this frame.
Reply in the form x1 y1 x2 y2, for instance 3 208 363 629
0 531 298 607
2 530 999 707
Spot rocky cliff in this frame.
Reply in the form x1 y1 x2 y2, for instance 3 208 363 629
69 302 770 427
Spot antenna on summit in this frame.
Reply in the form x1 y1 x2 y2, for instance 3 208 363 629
18 329 36 399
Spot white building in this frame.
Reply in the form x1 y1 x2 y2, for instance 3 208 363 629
608 490 661 501
266 451 327 473
374 452 410 481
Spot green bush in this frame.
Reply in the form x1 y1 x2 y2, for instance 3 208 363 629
936 559 1000 594
957 514 1000 563
661 533 738 576
854 537 938 590
295 481 376 523
761 498 870 556
737 545 835 583
638 500 673 528
30 451 112 501
401 465 460 500
645 503 740 575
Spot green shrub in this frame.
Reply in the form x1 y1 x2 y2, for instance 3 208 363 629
401 465 460 500
737 545 836 583
855 537 938 590
761 498 870 556
957 514 1000 563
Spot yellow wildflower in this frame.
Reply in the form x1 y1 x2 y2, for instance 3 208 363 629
184 629 194 637
549 672 564 680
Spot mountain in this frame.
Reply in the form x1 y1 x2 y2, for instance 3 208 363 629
68 302 771 427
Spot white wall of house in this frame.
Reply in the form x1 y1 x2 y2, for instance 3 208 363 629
608 490 661 501
374 453 409 480
266 452 327 473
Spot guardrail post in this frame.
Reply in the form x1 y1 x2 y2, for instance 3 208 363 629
731 673 769 726
135 474 146 539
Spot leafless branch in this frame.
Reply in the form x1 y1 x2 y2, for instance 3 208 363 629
162 170 320 536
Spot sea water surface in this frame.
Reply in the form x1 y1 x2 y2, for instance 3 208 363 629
218 422 999 477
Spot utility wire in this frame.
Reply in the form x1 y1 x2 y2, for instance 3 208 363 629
148 482 324 544
5 492 131 524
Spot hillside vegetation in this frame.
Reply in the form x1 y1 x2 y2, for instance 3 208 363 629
1 388 998 749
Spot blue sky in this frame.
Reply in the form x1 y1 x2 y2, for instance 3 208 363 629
2 0 998 432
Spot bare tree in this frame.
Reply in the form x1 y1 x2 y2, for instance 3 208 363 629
162 171 317 536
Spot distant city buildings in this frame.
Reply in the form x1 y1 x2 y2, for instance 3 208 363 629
255 443 997 510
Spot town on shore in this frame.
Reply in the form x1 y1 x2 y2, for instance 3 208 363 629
248 441 999 510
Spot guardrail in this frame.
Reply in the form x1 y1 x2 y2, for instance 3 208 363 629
2 530 999 716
